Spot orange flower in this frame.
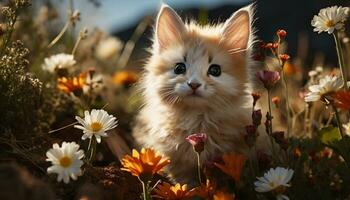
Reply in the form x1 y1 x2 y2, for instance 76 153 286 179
283 62 298 75
191 179 216 199
272 96 281 108
113 70 139 86
214 154 246 184
332 90 350 110
121 148 169 181
154 182 194 200
279 54 290 63
57 73 86 95
213 191 235 200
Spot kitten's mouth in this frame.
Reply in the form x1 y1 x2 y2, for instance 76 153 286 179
188 91 202 97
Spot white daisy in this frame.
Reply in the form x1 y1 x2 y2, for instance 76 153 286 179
96 37 123 60
305 75 343 102
46 142 84 184
311 6 349 34
343 121 350 136
42 53 76 73
74 109 118 143
255 167 294 200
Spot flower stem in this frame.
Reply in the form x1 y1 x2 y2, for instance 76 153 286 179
267 90 273 134
281 70 292 137
333 32 348 90
332 103 345 138
196 152 202 184
267 90 279 162
141 181 147 200
47 21 70 49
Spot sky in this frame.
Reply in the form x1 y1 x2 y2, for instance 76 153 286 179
57 0 251 33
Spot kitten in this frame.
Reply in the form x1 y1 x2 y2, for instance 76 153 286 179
133 3 256 184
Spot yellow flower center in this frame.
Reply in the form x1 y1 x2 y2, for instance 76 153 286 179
272 185 287 195
90 122 102 132
59 156 72 168
326 20 335 28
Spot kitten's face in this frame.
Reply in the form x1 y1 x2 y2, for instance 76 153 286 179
146 5 252 108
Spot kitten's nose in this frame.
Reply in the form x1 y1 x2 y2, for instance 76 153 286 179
187 81 202 90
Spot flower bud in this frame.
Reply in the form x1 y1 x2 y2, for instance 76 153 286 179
252 109 262 127
277 29 287 40
256 70 280 90
185 133 208 153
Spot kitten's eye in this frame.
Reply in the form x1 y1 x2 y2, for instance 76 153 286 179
208 64 221 77
174 63 186 75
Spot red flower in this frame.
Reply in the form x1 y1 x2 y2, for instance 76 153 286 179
251 92 261 107
332 90 350 110
279 54 290 64
277 29 287 40
256 70 280 90
185 133 208 153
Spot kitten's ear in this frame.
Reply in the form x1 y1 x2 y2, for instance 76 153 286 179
221 5 253 50
155 4 185 51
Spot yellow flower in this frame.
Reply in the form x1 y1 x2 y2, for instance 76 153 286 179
57 73 86 95
214 154 246 184
112 70 139 86
213 191 235 200
154 182 194 200
121 148 169 181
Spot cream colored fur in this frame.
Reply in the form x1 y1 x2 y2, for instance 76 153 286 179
133 3 257 184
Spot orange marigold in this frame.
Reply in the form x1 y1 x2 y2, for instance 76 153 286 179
214 154 246 184
213 191 235 200
113 70 139 86
57 73 86 95
154 182 194 200
332 90 350 110
192 179 216 199
121 148 169 181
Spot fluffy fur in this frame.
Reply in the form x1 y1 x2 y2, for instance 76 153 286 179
133 3 257 184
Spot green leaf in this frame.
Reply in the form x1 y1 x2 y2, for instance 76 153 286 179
318 126 342 146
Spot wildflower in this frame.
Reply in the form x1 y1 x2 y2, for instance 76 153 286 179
46 142 84 184
112 70 139 86
57 73 86 95
272 96 281 108
214 153 246 184
264 42 279 50
96 37 123 60
283 62 297 75
311 6 349 34
185 133 208 153
42 53 76 74
192 179 215 199
343 121 350 136
305 75 343 102
74 109 118 143
252 109 262 126
254 167 294 200
308 70 318 77
315 66 323 73
251 92 261 107
279 54 290 64
332 90 350 110
121 148 170 181
276 29 287 40
154 182 194 200
213 191 235 200
256 70 281 90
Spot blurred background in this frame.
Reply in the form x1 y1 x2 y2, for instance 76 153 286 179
44 0 350 70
